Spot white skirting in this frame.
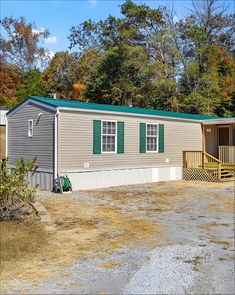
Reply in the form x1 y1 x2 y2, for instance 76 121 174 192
63 166 182 191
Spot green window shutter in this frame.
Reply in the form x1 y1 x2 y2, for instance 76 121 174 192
117 121 124 154
139 123 146 153
158 124 164 153
93 120 101 154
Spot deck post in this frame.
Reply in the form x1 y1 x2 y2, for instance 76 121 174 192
218 162 221 181
202 124 206 153
202 124 206 169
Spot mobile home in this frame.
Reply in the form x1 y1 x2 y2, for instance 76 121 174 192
6 96 235 190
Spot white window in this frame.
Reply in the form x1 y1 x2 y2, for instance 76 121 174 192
102 121 117 153
146 124 158 152
28 119 33 137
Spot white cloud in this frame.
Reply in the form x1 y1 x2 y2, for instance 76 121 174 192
32 27 46 34
48 51 55 59
45 36 57 44
88 0 98 7
173 16 179 23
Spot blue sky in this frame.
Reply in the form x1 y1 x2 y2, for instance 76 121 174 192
1 0 234 56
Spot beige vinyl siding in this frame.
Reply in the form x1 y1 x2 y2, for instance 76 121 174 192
8 102 55 171
205 123 235 158
58 110 203 172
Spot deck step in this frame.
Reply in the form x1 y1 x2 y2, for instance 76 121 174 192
212 169 234 178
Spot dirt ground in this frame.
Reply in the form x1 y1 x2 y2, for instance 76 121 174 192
0 180 234 294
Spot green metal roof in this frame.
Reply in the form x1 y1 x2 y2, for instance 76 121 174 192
7 96 233 121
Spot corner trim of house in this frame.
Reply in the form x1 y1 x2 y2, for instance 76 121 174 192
54 109 59 180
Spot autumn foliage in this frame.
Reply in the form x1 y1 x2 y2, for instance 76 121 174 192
0 1 234 116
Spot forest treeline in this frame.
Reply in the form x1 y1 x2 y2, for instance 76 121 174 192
0 0 234 116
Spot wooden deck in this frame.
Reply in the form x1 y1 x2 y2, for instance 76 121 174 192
183 150 235 182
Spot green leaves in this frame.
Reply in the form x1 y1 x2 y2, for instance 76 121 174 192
0 158 37 207
15 69 47 102
85 45 156 107
1 1 234 117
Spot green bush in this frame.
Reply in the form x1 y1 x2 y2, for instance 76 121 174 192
0 158 37 207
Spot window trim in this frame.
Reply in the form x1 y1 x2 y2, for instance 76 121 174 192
28 119 33 137
101 120 117 154
146 123 159 153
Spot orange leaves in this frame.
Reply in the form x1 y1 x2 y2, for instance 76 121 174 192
71 82 86 101
73 82 86 91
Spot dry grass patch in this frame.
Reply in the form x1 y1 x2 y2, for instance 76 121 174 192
93 185 198 213
209 239 233 248
207 192 234 213
98 261 122 269
0 221 47 269
1 196 165 289
197 223 218 236
0 221 55 290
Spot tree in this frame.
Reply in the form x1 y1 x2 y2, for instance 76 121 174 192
86 45 158 107
68 1 180 109
15 69 47 102
0 16 50 73
67 0 234 116
0 57 22 106
177 0 235 115
43 49 99 99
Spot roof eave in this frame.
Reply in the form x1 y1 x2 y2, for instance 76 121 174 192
201 118 235 125
58 106 203 123
6 97 57 117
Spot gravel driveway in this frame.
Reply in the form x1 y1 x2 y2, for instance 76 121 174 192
4 180 234 294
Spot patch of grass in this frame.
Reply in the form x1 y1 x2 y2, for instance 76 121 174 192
98 261 122 269
198 222 221 236
1 197 166 290
220 223 230 227
56 281 82 288
218 257 226 261
207 192 234 213
0 221 48 267
210 239 232 248
185 255 201 271
0 221 54 290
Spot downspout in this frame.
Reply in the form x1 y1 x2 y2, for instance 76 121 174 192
54 109 59 180
4 114 8 159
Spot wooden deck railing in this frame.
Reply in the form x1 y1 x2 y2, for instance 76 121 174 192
183 151 222 180
219 146 235 164
183 151 202 168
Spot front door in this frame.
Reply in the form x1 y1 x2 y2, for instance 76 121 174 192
218 127 229 146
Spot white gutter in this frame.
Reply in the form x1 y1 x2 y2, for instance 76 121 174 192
54 109 59 180
57 107 203 123
201 118 235 125
4 114 8 158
